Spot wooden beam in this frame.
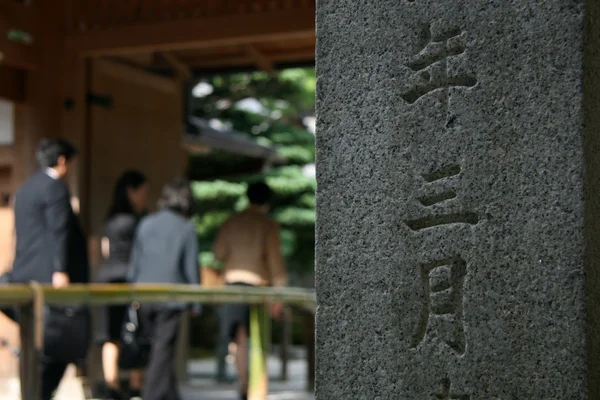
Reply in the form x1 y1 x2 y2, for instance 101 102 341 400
118 53 154 67
61 55 90 229
0 0 39 70
160 52 192 80
245 45 274 73
0 66 25 103
65 8 315 56
0 38 39 70
12 0 67 184
186 49 315 69
94 58 179 95
0 1 37 33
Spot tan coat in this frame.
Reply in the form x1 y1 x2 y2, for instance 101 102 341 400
213 207 287 287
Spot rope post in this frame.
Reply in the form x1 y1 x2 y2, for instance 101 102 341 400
248 303 269 400
264 301 271 364
279 307 291 381
19 282 44 400
216 305 231 382
19 302 34 400
175 309 190 383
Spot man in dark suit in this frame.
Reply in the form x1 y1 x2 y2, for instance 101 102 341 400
11 138 90 400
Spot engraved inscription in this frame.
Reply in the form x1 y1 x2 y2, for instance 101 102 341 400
422 164 461 183
397 7 480 381
411 256 466 355
402 25 477 105
405 213 478 231
404 165 479 231
434 378 470 400
418 190 457 207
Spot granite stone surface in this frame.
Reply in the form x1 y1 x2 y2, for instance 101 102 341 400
316 0 600 398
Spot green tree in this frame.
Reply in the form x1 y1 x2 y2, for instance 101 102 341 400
190 68 316 283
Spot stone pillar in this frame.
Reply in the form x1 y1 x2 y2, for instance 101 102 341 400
316 0 600 398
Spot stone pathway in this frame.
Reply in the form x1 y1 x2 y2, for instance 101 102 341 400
0 357 313 400
0 365 86 400
182 357 314 400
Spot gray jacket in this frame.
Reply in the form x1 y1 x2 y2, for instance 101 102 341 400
128 210 200 305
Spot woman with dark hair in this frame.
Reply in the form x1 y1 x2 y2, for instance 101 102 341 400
127 178 200 400
97 170 148 400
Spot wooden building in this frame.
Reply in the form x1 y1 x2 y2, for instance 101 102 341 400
0 0 315 386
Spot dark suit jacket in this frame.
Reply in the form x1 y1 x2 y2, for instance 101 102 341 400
11 171 89 284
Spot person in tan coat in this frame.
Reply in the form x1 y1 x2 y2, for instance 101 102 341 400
213 182 287 400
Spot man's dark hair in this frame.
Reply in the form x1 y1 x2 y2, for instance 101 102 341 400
157 178 195 217
35 138 78 168
247 182 272 206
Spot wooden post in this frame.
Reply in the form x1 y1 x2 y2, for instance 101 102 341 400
61 55 92 230
265 303 271 368
18 303 36 400
279 307 290 381
248 304 269 400
175 310 190 383
20 283 44 400
32 283 44 399
216 305 230 382
13 0 67 186
61 53 94 390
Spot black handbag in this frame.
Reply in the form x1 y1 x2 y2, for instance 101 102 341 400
118 302 151 369
43 305 91 363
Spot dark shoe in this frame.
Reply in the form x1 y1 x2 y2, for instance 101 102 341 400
128 388 142 400
107 387 125 400
240 394 247 400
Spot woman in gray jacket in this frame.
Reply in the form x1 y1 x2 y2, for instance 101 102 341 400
128 179 200 400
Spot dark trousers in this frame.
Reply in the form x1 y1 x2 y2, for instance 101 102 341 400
18 347 68 400
142 306 182 400
18 316 68 400
41 360 69 400
19 356 68 400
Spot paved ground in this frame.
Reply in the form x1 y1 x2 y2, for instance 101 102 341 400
0 356 314 400
0 365 87 400
182 357 314 400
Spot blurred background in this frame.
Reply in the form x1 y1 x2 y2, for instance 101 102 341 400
187 67 316 362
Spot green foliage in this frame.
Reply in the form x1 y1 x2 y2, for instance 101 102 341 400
273 207 315 228
190 68 316 279
235 165 307 182
193 68 315 118
199 251 221 270
279 229 297 259
191 181 246 212
270 129 314 145
266 174 316 197
276 145 314 165
194 210 232 237
298 193 316 209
